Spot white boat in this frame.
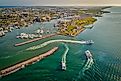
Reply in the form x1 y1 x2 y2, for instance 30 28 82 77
46 30 50 33
36 29 41 34
84 24 93 29
40 29 44 34
85 50 92 59
35 29 44 34
4 30 8 33
62 62 66 70
85 40 94 45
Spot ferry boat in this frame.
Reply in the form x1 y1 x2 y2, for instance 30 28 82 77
85 50 92 59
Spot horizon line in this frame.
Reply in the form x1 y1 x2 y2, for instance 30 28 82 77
0 4 121 7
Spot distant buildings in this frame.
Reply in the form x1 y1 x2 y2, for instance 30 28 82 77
0 6 105 37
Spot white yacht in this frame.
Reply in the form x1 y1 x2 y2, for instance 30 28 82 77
85 50 92 59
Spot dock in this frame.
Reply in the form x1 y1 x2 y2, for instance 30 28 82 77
0 47 58 77
15 34 56 46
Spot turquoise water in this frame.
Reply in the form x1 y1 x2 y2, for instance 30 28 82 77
0 7 121 81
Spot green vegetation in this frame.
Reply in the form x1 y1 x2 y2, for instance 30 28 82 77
75 17 97 26
58 17 97 36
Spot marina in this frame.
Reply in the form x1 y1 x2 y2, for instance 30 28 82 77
16 33 42 39
15 34 56 46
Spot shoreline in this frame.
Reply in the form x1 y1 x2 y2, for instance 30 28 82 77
0 47 58 77
72 28 85 37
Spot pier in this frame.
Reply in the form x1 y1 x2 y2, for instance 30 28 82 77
0 47 58 77
15 34 56 46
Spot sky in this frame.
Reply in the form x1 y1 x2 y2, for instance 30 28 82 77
0 0 121 6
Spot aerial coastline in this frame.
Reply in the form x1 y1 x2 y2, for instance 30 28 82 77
0 6 117 81
0 6 110 37
0 6 110 71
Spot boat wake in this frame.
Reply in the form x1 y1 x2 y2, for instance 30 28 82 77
61 43 69 70
82 58 94 72
62 43 69 63
26 39 91 51
0 56 11 59
74 55 94 81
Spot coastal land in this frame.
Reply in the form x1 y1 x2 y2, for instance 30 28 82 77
57 17 97 36
0 6 121 81
0 6 111 77
0 6 110 37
